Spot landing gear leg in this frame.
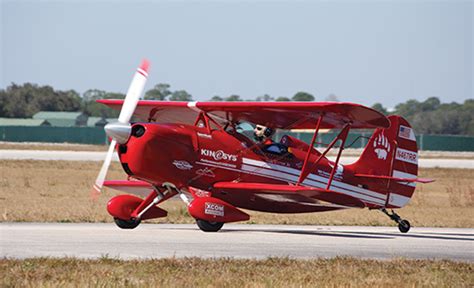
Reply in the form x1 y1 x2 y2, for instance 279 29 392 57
113 186 172 230
380 208 411 233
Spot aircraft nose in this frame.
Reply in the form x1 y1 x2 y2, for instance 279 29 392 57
104 122 131 144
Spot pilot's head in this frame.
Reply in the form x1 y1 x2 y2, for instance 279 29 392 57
254 124 273 141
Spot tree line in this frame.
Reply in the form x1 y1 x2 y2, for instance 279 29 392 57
0 83 472 135
0 83 316 119
372 98 474 135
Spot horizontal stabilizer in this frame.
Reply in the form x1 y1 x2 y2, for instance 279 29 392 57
354 174 434 183
213 182 365 208
103 180 154 197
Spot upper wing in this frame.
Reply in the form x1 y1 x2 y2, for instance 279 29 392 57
98 100 390 129
213 182 365 208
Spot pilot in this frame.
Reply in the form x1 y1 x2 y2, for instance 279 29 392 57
253 124 274 145
254 125 288 155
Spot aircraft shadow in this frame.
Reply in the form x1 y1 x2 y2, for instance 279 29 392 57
226 229 474 241
341 231 474 242
164 227 391 239
163 226 474 241
422 232 474 237
232 229 393 239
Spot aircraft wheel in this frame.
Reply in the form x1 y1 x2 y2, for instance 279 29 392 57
398 220 410 233
196 219 224 232
114 217 141 229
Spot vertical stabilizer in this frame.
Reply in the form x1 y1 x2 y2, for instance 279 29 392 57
353 115 419 208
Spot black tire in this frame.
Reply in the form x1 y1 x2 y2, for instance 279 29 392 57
114 217 141 229
398 220 411 233
196 219 224 232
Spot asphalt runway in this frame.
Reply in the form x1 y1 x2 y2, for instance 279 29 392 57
1 223 473 261
1 149 473 168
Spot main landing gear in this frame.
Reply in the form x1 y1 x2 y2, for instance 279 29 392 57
114 217 141 229
196 219 224 232
109 184 172 230
179 189 225 232
381 208 411 233
110 183 249 233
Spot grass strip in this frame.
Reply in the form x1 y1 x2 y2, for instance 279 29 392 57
1 257 473 287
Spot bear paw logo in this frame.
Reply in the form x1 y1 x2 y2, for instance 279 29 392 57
373 133 391 160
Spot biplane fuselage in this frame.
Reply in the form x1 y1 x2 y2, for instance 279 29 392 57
117 119 408 214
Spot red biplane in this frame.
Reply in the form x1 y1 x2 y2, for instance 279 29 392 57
92 60 433 233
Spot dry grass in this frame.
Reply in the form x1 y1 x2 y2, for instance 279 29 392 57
0 160 473 227
0 142 107 151
1 257 473 287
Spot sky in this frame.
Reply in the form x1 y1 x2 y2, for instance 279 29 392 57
1 0 472 107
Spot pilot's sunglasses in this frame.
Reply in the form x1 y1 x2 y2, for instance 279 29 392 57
255 127 263 131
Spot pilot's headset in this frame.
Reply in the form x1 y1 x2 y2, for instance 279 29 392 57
263 127 274 138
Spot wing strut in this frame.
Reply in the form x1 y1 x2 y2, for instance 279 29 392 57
326 124 350 189
193 111 224 133
297 123 351 187
297 115 323 185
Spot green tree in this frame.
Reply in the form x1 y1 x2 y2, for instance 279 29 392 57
394 99 420 118
256 94 273 102
82 90 125 118
0 83 81 118
372 103 388 115
209 95 223 101
169 90 193 101
392 97 474 135
82 89 107 102
0 89 6 117
420 97 441 112
225 95 242 101
292 91 314 101
460 99 474 135
275 97 291 101
145 83 171 100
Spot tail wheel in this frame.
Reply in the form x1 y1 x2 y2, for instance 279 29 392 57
196 219 224 232
398 220 411 233
114 217 141 229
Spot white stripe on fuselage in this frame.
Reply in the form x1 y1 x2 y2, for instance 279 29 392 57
196 157 411 207
255 193 350 209
240 164 383 206
242 158 387 201
388 193 410 207
196 157 390 206
240 158 411 208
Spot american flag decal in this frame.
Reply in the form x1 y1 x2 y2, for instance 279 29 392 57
398 125 415 141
